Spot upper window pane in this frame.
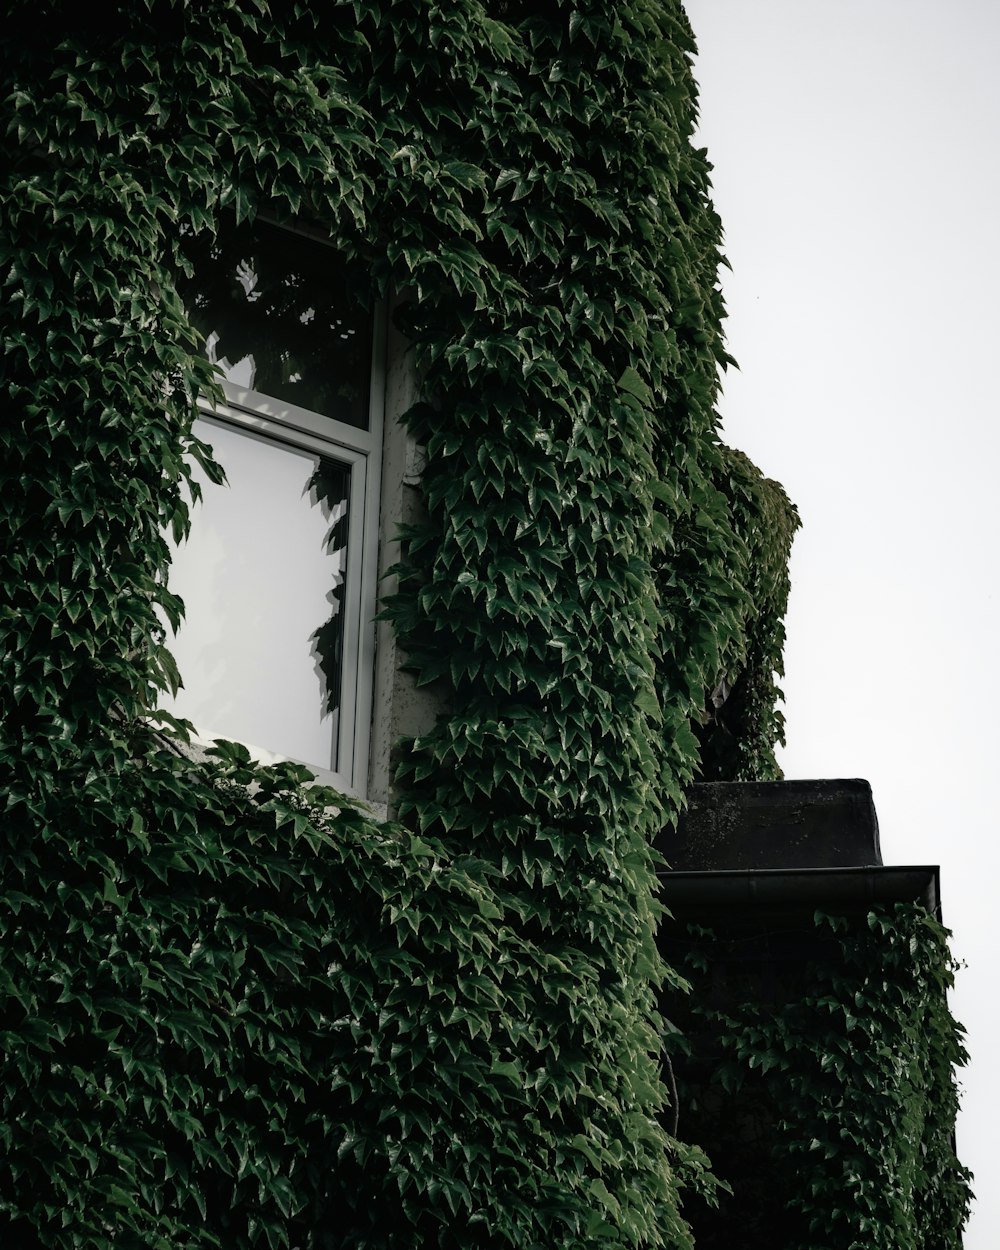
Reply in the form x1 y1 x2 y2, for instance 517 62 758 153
178 219 372 430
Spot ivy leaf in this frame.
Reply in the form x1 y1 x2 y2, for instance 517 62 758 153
616 365 651 406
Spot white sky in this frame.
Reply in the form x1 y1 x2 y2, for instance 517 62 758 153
683 2 1000 1244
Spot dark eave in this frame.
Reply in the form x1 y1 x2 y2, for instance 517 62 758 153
657 863 941 922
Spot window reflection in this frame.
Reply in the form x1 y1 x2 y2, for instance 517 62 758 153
165 416 351 773
178 218 372 430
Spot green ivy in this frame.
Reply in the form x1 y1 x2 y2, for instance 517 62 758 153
694 448 800 782
668 907 972 1249
0 734 542 1247
1 1 947 1247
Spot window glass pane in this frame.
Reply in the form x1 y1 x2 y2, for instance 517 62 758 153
163 416 351 774
178 219 372 430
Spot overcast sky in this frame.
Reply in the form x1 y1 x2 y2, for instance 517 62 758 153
683 2 1000 1244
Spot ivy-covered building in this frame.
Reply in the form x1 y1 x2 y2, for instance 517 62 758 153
0 2 969 1247
658 780 971 1248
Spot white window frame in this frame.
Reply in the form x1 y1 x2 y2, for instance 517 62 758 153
184 302 385 798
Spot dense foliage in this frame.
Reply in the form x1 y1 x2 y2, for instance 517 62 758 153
0 2 757 1245
0 738 521 1247
667 906 973 1249
694 449 798 782
0 0 962 1246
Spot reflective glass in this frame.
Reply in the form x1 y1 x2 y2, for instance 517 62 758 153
164 416 351 773
178 219 371 430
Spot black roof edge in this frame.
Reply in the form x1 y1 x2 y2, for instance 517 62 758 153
657 864 941 919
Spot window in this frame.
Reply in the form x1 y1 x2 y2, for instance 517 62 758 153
163 219 383 795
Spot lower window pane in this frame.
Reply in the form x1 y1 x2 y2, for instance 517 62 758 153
164 415 351 775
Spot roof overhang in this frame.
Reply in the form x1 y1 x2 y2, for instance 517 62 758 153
658 864 940 922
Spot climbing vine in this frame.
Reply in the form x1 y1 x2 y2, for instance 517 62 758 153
666 906 972 1249
695 448 799 782
0 1 963 1247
